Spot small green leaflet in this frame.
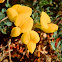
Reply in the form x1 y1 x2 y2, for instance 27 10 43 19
59 58 62 60
5 0 11 8
50 42 56 50
52 31 57 38
0 12 5 20
1 8 6 13
57 41 61 48
5 20 12 26
1 29 7 34
60 43 62 51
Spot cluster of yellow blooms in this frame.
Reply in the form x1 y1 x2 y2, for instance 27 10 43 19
40 12 58 33
6 4 58 54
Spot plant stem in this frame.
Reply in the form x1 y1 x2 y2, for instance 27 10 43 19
8 39 12 62
0 16 8 23
33 23 41 30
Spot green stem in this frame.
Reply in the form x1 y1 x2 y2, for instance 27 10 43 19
33 23 41 30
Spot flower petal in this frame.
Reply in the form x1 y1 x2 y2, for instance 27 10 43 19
47 23 58 33
12 4 32 16
27 41 36 54
10 27 21 37
40 11 51 29
30 30 40 43
20 17 33 33
6 8 18 22
21 32 30 44
41 23 58 33
14 14 30 27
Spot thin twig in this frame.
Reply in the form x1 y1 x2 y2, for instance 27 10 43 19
3 50 5 57
8 39 12 62
0 16 8 23
1 45 8 51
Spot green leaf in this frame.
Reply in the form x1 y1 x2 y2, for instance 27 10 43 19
59 58 62 60
32 14 34 19
33 1 37 6
60 43 62 51
57 53 61 57
0 12 5 20
60 1 62 5
53 31 57 38
57 41 61 48
1 29 7 34
57 34 61 38
1 8 6 13
5 0 11 8
56 15 60 18
50 42 56 50
0 26 2 30
0 22 5 26
49 0 52 4
5 20 12 26
46 7 50 12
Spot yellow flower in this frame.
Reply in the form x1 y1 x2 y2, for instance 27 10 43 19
12 4 32 16
10 27 21 37
6 4 33 37
14 14 34 33
10 14 33 37
6 4 32 22
0 0 5 3
21 30 40 53
6 8 18 22
40 11 58 33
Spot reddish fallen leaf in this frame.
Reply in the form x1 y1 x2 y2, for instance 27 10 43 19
56 38 60 42
55 43 57 48
55 38 60 47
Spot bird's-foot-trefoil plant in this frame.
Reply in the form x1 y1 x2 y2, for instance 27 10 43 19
6 4 58 54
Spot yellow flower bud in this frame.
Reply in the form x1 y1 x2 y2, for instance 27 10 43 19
27 41 36 54
12 4 32 16
10 27 21 37
6 8 18 22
